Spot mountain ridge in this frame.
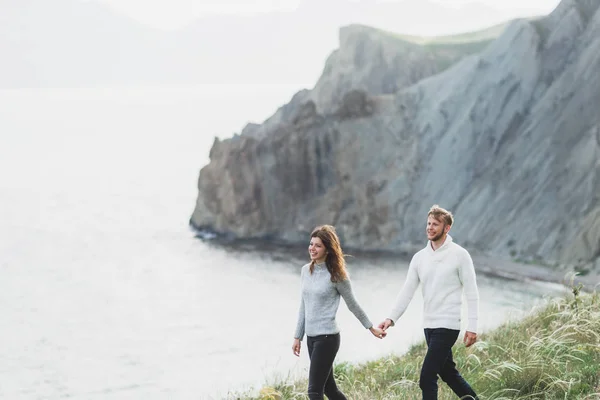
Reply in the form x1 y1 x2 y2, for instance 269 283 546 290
191 0 600 275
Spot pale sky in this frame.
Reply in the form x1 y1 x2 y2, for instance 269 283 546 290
98 0 561 31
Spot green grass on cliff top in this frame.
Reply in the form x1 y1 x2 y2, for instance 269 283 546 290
346 20 513 71
233 287 600 399
393 21 510 45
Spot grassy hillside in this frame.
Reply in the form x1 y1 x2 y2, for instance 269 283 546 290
235 288 599 399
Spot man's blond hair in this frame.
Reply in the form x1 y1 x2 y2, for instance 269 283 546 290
428 204 454 226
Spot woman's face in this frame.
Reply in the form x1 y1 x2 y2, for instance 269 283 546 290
308 236 327 263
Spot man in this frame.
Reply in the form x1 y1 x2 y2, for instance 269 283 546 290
379 204 479 400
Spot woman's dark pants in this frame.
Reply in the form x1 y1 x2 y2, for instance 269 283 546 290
306 333 347 400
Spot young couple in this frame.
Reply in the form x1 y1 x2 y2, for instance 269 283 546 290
292 205 480 400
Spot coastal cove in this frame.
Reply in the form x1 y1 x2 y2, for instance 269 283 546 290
3 0 600 398
0 87 574 400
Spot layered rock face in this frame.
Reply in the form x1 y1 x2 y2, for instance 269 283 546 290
191 0 600 270
240 24 492 140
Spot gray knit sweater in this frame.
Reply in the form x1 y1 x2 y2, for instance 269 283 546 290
294 262 373 340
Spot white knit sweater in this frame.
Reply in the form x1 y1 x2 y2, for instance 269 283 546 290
388 235 479 333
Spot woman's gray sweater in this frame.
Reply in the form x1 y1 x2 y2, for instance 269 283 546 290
294 262 373 340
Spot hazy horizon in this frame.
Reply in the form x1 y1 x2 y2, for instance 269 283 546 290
1 0 563 89
98 0 561 35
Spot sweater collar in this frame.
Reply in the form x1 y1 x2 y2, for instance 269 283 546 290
313 261 327 270
427 234 453 253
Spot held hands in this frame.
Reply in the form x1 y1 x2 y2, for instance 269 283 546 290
292 338 301 357
292 326 387 356
463 331 477 347
377 318 394 331
374 319 476 347
369 326 387 339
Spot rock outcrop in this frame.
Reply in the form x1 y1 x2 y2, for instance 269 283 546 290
241 24 493 139
309 24 481 113
191 0 600 271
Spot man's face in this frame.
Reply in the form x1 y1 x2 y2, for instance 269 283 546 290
426 215 448 242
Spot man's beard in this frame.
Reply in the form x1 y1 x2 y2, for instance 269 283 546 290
429 225 446 242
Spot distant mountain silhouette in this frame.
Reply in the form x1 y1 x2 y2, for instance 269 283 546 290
0 0 520 88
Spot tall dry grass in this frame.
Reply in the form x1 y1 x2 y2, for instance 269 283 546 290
233 289 599 400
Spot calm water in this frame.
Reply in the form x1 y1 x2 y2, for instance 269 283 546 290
0 88 565 399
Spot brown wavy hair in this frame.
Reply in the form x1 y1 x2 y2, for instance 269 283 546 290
428 204 454 226
309 225 348 282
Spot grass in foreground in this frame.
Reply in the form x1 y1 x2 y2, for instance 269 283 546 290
233 289 600 399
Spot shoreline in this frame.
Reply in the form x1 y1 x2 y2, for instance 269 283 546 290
191 227 600 293
472 253 600 293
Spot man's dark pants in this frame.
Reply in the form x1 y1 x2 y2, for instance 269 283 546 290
420 328 478 400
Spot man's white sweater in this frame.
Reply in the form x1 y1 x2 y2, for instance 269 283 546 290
388 235 479 333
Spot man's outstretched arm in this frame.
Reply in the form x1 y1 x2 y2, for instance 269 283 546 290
379 255 420 330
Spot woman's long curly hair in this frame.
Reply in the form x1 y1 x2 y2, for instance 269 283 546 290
309 225 348 282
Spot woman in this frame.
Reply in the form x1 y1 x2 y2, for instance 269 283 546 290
292 225 385 400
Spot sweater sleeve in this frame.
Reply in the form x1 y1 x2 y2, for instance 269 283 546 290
458 249 479 333
335 278 373 329
293 268 306 340
388 254 420 324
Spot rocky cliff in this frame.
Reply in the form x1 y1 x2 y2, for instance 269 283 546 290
191 0 600 272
